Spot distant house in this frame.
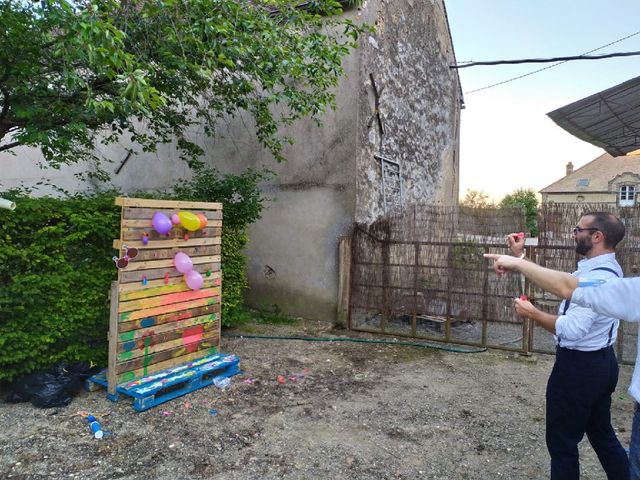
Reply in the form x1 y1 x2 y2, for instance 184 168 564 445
540 153 640 207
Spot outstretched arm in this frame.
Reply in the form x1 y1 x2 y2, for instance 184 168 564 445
483 254 578 299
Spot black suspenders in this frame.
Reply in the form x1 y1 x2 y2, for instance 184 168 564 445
559 267 620 346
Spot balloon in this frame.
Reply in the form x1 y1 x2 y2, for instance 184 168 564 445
152 212 172 235
178 211 201 231
196 213 208 229
174 252 193 273
171 214 180 225
185 270 204 290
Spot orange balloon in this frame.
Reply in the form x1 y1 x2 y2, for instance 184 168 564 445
197 213 208 229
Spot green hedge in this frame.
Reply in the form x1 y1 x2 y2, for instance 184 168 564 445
0 193 119 381
0 168 265 381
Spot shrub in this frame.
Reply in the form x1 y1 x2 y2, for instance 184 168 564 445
172 167 268 326
0 192 120 381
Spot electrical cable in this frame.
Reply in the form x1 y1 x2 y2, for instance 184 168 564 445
452 51 640 69
460 29 640 94
222 332 487 353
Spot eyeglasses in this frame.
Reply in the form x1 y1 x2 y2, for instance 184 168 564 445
572 226 599 235
113 245 138 269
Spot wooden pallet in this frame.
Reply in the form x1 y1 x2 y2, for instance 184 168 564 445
86 353 240 412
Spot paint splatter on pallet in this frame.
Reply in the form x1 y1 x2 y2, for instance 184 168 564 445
86 353 240 412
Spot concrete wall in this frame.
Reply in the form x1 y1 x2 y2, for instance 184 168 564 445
0 1 461 322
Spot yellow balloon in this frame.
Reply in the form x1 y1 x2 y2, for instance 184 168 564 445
178 211 201 231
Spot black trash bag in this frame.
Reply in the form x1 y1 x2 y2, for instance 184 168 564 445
6 361 102 408
30 376 78 408
5 372 58 403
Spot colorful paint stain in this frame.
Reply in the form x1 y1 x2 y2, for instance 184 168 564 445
141 317 156 328
119 296 219 322
138 332 156 376
182 325 204 353
123 351 223 387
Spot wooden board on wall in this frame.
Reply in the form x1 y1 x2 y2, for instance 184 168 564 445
108 197 223 392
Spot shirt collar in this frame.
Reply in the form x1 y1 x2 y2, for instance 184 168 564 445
576 252 617 271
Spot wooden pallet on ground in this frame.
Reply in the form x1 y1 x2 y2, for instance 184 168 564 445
86 353 240 412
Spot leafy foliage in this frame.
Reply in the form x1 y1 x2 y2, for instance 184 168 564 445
499 188 539 236
0 192 120 381
460 189 494 208
0 0 367 176
172 166 268 325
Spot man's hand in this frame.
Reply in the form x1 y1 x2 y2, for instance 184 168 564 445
483 253 521 276
506 232 525 257
514 297 537 318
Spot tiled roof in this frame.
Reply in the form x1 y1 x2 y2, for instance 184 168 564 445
539 153 640 193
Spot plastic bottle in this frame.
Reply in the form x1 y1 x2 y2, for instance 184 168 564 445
213 377 230 389
86 415 104 439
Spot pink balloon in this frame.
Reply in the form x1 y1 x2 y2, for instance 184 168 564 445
185 270 203 290
171 213 180 225
152 212 172 235
174 252 193 273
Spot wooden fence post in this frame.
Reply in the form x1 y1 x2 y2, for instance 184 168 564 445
107 281 119 397
337 236 352 328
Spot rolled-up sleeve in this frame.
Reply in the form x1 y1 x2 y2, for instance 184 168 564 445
555 303 600 341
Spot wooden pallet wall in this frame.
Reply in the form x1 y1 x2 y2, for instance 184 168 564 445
107 197 222 395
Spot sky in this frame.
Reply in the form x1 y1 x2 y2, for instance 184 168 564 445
445 0 640 202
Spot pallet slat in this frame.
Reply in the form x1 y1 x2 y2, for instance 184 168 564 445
118 263 220 283
119 296 220 322
115 197 223 210
118 314 217 342
118 255 220 273
119 304 220 332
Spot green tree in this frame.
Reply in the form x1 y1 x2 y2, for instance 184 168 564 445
499 188 539 236
460 189 494 208
0 0 366 178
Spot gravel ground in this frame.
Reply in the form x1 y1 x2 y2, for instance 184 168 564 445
0 320 634 480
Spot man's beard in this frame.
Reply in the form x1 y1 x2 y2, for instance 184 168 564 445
575 236 592 256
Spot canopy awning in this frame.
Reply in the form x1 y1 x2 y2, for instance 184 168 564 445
547 75 640 157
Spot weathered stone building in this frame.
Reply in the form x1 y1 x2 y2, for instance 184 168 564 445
0 0 463 321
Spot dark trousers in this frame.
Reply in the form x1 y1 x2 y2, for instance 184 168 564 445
546 346 629 480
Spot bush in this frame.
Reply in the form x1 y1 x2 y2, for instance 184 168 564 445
0 192 120 382
172 167 268 325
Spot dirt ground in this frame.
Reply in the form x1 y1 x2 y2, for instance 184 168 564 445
0 319 634 480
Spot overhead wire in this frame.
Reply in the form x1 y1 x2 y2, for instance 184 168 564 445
460 30 640 95
453 51 640 69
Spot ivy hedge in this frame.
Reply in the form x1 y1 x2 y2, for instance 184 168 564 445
0 167 265 382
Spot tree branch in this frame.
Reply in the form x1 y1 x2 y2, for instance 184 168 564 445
0 141 21 152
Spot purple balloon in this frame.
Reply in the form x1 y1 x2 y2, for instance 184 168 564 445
185 270 203 290
174 252 193 274
152 212 172 235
